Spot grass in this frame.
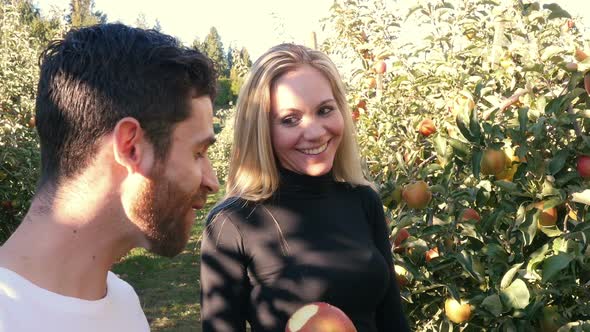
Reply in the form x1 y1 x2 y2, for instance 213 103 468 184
112 191 223 332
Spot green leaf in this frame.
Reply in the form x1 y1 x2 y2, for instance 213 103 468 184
453 250 481 281
548 149 569 175
469 108 482 142
448 138 470 158
543 3 572 19
545 96 564 114
526 244 549 279
518 108 528 133
429 184 446 194
501 263 524 289
552 238 567 253
494 180 518 193
540 45 564 61
472 148 482 179
481 294 503 317
564 88 587 106
519 209 537 246
538 225 563 237
460 223 483 242
500 279 530 309
434 135 447 158
483 243 508 263
405 5 422 21
421 225 445 236
456 111 476 143
555 171 580 187
572 189 590 206
542 253 573 283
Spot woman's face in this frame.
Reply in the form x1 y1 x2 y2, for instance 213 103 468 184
270 65 344 176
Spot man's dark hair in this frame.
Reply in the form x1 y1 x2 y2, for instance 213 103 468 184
35 23 217 187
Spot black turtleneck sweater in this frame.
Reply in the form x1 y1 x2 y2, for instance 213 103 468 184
200 169 409 332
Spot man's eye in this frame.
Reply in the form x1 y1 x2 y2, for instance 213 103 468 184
195 152 204 159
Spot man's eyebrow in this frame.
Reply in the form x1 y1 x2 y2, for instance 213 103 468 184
198 135 216 147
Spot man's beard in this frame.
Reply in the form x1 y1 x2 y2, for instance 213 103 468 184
131 166 197 257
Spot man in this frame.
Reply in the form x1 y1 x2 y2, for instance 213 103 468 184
0 23 219 331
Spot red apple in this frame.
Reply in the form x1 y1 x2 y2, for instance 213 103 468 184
575 49 588 62
425 247 440 263
445 298 472 324
394 228 410 247
1 200 13 209
584 72 590 95
460 208 481 222
356 99 367 110
565 62 578 72
534 202 558 227
394 265 411 287
373 60 386 74
286 302 357 332
418 119 436 137
402 181 432 209
577 155 590 179
351 109 360 122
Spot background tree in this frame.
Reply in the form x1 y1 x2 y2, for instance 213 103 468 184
67 0 106 28
226 46 234 75
0 0 65 243
202 26 228 76
229 46 252 98
16 0 63 47
191 35 204 53
134 12 149 29
152 18 161 31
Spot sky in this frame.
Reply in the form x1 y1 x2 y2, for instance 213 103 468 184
37 0 334 59
37 0 590 61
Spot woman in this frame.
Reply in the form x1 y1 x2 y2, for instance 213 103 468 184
200 43 409 332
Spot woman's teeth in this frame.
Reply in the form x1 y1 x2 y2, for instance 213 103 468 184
300 142 328 155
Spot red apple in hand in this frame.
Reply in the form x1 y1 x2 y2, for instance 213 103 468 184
286 302 357 332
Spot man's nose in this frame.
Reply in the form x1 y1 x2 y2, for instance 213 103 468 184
202 159 220 194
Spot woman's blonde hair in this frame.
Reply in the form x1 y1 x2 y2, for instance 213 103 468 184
225 43 370 201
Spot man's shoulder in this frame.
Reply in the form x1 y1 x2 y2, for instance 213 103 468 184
0 266 32 297
106 271 141 302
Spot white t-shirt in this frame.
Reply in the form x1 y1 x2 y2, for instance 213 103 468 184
0 267 150 332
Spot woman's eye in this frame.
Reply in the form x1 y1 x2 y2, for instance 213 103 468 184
281 116 299 126
319 106 335 115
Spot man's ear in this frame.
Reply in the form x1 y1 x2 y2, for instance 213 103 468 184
113 117 153 174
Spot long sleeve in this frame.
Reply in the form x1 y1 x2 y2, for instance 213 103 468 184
365 188 411 332
200 211 249 332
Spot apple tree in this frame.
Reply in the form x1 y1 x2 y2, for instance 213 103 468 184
0 1 63 243
323 0 590 330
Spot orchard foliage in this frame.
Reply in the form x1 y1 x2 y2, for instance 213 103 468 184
323 0 590 330
0 1 63 242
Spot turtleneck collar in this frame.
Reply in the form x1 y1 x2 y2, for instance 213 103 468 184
275 166 338 198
